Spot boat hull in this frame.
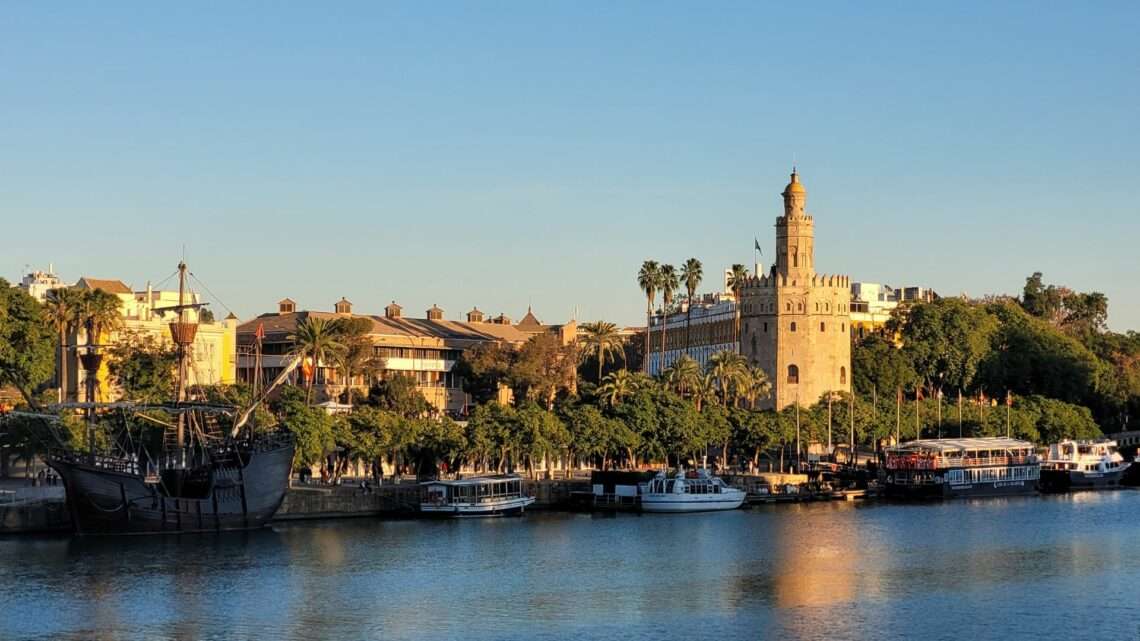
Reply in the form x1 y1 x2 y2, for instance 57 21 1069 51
1039 466 1129 492
883 479 1037 500
640 494 745 513
419 496 535 518
49 439 294 535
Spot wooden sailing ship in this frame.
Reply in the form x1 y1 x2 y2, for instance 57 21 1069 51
46 262 299 535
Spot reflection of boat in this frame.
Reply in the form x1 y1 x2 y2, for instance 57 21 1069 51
43 261 297 535
639 469 745 512
882 437 1040 499
420 475 535 517
1039 439 1130 492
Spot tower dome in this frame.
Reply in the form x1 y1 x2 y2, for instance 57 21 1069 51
782 169 806 196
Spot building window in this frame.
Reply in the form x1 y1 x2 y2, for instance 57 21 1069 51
840 366 847 385
751 335 757 354
786 303 791 312
842 323 846 332
790 322 796 332
763 322 768 332
797 303 803 312
787 364 799 384
820 322 825 332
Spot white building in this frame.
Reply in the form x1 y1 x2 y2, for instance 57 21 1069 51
18 265 65 302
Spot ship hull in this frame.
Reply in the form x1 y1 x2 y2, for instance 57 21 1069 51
49 439 293 535
1039 466 1128 493
883 479 1038 500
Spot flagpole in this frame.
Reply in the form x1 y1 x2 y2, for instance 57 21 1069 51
957 388 963 438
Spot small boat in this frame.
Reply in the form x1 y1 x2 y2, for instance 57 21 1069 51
881 437 1040 499
1039 439 1130 492
420 474 535 517
639 469 745 513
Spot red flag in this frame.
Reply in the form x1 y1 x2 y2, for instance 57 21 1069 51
255 322 265 340
1006 391 1013 407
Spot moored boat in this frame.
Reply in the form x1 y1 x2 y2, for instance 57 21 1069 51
420 474 535 517
1039 439 1130 492
882 437 1040 499
639 468 745 513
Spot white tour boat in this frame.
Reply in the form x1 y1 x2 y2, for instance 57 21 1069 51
639 469 746 513
420 474 535 517
1040 439 1130 492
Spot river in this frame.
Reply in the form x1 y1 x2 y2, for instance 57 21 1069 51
2 491 1139 641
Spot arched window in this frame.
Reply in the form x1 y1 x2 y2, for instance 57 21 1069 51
842 323 846 332
786 303 791 312
840 366 847 385
787 364 799 384
797 302 803 311
820 322 826 332
790 321 797 332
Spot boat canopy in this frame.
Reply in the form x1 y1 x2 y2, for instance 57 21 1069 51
889 437 1035 455
421 474 523 488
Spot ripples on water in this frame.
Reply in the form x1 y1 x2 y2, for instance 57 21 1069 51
2 492 1138 641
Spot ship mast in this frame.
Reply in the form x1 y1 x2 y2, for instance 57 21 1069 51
169 261 198 450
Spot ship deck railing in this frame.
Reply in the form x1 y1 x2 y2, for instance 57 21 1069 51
887 455 1038 470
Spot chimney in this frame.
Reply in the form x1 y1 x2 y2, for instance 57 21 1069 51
384 301 402 319
427 304 444 320
278 298 296 314
335 297 352 315
466 307 484 323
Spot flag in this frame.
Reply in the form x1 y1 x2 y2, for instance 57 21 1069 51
754 238 762 254
1006 391 1013 407
255 322 265 340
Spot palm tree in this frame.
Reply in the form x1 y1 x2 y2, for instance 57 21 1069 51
662 354 700 397
579 321 626 383
706 350 748 406
289 316 346 404
73 288 123 404
680 258 703 357
658 264 679 373
597 369 639 407
743 365 773 409
43 287 84 403
726 263 750 352
335 339 386 406
690 373 715 413
637 261 661 373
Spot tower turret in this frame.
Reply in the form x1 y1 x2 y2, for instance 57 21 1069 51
775 169 814 280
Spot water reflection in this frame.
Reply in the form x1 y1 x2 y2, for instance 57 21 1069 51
2 491 1139 641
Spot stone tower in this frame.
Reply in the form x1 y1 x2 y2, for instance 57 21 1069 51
740 170 851 410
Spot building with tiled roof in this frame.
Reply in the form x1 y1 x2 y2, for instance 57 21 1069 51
237 299 551 416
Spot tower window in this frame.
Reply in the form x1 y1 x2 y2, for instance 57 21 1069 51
842 323 846 332
751 335 757 354
820 322 825 332
840 366 847 385
787 364 799 384
786 303 791 312
763 322 768 332
790 322 797 332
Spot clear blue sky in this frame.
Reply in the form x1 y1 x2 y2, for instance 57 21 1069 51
3 2 1138 330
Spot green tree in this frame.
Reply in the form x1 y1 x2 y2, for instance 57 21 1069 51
706 350 747 406
0 282 56 408
106 332 178 403
579 321 626 383
726 264 750 350
509 333 578 409
334 317 385 406
899 297 998 393
364 375 434 418
43 287 85 403
680 258 703 356
637 260 661 373
852 335 918 397
289 316 345 404
657 263 680 371
454 342 515 405
272 386 335 470
597 369 642 407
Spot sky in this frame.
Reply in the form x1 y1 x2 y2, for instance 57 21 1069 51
2 2 1138 330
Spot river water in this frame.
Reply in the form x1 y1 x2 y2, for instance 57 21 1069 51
2 491 1139 641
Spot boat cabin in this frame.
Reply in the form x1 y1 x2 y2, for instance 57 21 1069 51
420 474 534 516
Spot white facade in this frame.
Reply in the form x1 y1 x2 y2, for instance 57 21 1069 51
646 295 738 376
18 267 65 302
